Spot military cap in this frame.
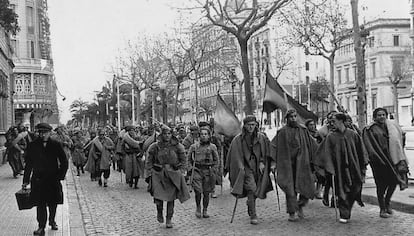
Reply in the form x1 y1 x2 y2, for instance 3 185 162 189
243 115 257 124
36 123 53 131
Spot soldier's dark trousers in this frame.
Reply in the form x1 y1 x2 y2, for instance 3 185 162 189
371 163 397 211
246 191 256 218
37 203 57 228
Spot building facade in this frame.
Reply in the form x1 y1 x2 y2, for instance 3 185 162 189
10 0 59 130
180 24 239 123
335 18 411 124
0 26 15 158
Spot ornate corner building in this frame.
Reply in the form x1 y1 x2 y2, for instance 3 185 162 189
10 0 59 130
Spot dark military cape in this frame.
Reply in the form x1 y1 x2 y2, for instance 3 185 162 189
271 124 316 199
225 131 272 199
315 128 368 203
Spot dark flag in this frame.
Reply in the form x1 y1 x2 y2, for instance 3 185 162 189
262 71 317 121
214 94 241 137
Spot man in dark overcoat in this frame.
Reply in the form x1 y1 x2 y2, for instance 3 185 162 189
22 123 68 235
226 115 273 225
271 109 317 222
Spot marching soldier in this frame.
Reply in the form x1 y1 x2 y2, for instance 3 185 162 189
188 126 219 218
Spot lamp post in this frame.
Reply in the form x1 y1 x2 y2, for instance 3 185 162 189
131 84 135 125
115 74 121 132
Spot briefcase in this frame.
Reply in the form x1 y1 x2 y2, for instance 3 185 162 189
15 189 33 210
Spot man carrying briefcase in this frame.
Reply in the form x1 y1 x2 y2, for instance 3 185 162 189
22 123 68 236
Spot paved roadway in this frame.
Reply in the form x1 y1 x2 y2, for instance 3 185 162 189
73 167 414 236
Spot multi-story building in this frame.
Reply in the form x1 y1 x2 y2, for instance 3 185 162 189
10 0 59 130
180 24 239 122
335 18 411 124
0 25 15 159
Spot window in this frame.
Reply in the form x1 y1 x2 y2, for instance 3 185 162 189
337 69 342 84
393 35 400 46
305 76 310 85
368 36 375 47
346 96 350 111
353 66 357 80
372 93 377 109
27 40 35 58
26 6 35 34
371 61 376 78
305 62 309 71
11 39 18 56
345 68 350 82
0 74 7 131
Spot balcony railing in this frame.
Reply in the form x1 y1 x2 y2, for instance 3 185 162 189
14 93 53 102
13 58 53 71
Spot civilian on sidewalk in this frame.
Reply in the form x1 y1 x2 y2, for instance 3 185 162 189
22 123 68 236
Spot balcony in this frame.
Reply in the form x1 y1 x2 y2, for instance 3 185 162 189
13 58 53 73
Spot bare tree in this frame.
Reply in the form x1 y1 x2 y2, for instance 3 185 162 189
389 55 412 123
202 0 292 115
350 0 367 128
282 0 348 111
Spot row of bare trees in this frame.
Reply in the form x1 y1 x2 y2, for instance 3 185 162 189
70 0 412 128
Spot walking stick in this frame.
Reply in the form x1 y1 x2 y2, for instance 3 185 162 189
271 170 281 211
230 196 239 223
189 151 196 193
331 175 338 221
220 144 224 195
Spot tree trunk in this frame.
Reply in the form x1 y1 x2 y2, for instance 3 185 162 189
351 0 367 129
239 38 253 115
194 76 199 123
328 57 335 111
136 90 141 125
173 82 181 125
393 83 399 122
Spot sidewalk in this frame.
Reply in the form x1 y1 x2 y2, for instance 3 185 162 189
361 167 414 214
0 162 84 236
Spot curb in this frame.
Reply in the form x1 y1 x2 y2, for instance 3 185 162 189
361 194 414 215
66 163 87 236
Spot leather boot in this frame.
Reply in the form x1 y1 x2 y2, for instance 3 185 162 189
33 228 45 236
156 201 164 223
195 205 201 218
166 201 174 228
247 199 258 225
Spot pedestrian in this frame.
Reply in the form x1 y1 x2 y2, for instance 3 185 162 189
318 111 338 207
362 108 409 218
188 126 218 218
145 125 190 228
121 126 143 189
182 125 200 152
83 130 97 181
226 115 273 225
71 130 86 176
5 126 25 178
22 123 68 235
271 109 317 222
198 120 222 198
315 113 368 224
52 126 73 160
85 129 114 187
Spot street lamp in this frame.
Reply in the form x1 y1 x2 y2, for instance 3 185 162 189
229 69 237 113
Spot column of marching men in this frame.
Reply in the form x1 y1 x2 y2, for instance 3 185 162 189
5 107 409 230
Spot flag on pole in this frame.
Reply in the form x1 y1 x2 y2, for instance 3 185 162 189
262 71 317 121
214 94 242 137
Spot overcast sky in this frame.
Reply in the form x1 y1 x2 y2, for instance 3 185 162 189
48 0 411 123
